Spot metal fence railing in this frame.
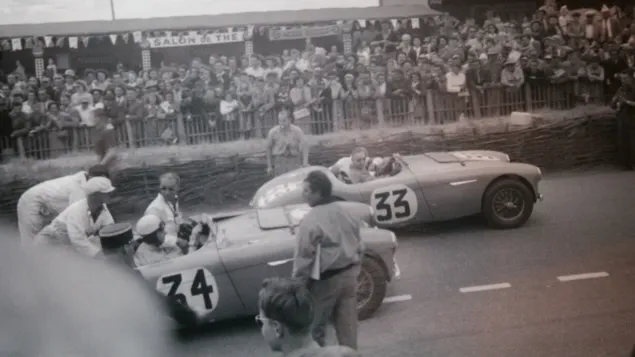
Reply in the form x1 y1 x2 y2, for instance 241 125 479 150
2 81 607 161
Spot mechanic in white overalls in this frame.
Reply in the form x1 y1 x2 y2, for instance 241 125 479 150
133 215 184 267
33 177 116 257
17 164 111 246
143 172 190 251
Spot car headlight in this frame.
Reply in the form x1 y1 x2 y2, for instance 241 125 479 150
503 154 510 162
536 167 542 176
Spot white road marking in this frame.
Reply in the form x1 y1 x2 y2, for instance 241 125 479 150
557 272 610 282
459 283 512 293
382 294 412 304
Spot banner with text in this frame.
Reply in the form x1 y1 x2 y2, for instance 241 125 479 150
268 25 342 41
149 31 245 48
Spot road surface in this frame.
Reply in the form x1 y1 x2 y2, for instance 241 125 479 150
174 170 635 357
0 170 633 356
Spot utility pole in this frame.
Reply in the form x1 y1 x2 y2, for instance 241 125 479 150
110 0 116 20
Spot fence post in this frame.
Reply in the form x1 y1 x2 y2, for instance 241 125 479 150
470 89 482 119
71 129 79 152
124 119 137 149
524 83 533 112
425 91 436 124
375 99 385 127
332 100 344 131
175 113 188 144
16 137 26 159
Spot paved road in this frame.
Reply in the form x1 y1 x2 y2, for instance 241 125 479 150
174 170 635 357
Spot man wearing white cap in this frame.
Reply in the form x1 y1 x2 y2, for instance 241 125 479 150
17 164 110 246
33 176 116 257
133 215 184 267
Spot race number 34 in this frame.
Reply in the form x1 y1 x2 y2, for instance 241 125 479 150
371 184 418 224
157 267 219 314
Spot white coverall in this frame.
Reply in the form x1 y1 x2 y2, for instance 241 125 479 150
144 194 182 248
17 171 89 245
34 198 114 257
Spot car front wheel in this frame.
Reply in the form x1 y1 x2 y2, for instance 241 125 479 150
482 178 534 229
356 257 388 321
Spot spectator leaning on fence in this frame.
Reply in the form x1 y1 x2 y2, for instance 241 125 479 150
1 3 635 160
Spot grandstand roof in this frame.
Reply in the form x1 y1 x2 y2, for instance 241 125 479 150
0 5 441 38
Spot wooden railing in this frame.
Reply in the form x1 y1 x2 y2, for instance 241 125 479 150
2 81 607 161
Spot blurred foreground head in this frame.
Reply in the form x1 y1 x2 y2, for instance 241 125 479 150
0 240 176 357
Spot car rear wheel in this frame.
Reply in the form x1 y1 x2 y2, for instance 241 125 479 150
356 257 388 321
482 178 534 229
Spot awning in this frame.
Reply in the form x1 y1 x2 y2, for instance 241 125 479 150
0 5 441 38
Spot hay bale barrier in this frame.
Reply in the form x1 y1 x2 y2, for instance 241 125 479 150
0 106 617 220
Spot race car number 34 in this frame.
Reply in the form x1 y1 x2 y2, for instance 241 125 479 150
371 184 418 224
156 267 219 314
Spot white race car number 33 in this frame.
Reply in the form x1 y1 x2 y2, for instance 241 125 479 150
157 267 219 314
370 184 418 225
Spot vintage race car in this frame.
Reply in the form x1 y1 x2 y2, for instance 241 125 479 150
250 150 543 229
136 203 399 324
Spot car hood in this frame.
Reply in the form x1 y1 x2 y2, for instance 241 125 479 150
250 166 329 208
421 150 511 164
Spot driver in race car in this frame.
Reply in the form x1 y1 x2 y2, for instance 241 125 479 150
330 147 399 184
133 215 185 267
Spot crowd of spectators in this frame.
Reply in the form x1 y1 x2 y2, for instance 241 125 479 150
1 0 634 154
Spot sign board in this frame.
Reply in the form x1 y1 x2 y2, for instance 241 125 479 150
269 25 341 41
148 32 245 48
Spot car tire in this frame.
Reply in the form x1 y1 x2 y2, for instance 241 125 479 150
482 178 534 229
357 257 388 321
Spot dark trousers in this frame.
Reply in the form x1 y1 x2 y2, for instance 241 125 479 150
616 109 635 170
308 264 360 350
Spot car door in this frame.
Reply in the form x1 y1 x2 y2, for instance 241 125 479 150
216 208 300 316
354 167 433 228
136 243 243 323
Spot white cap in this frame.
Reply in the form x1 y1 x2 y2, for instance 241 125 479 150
135 215 162 236
83 177 115 195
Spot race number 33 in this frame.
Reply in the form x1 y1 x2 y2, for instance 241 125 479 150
371 184 418 224
157 267 219 314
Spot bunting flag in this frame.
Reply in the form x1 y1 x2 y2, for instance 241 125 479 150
109 34 118 45
132 31 142 43
247 25 255 37
122 33 130 44
24 37 34 49
411 18 420 29
358 19 367 27
56 37 66 48
390 19 399 29
44 36 53 47
11 38 22 51
1 40 11 51
81 36 91 47
68 37 78 49
336 20 343 25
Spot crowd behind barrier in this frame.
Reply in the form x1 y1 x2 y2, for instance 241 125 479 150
1 0 633 161
3 80 606 160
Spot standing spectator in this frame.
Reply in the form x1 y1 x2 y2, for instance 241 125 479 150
611 68 635 170
256 277 360 357
290 77 313 133
291 170 370 350
265 109 308 177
